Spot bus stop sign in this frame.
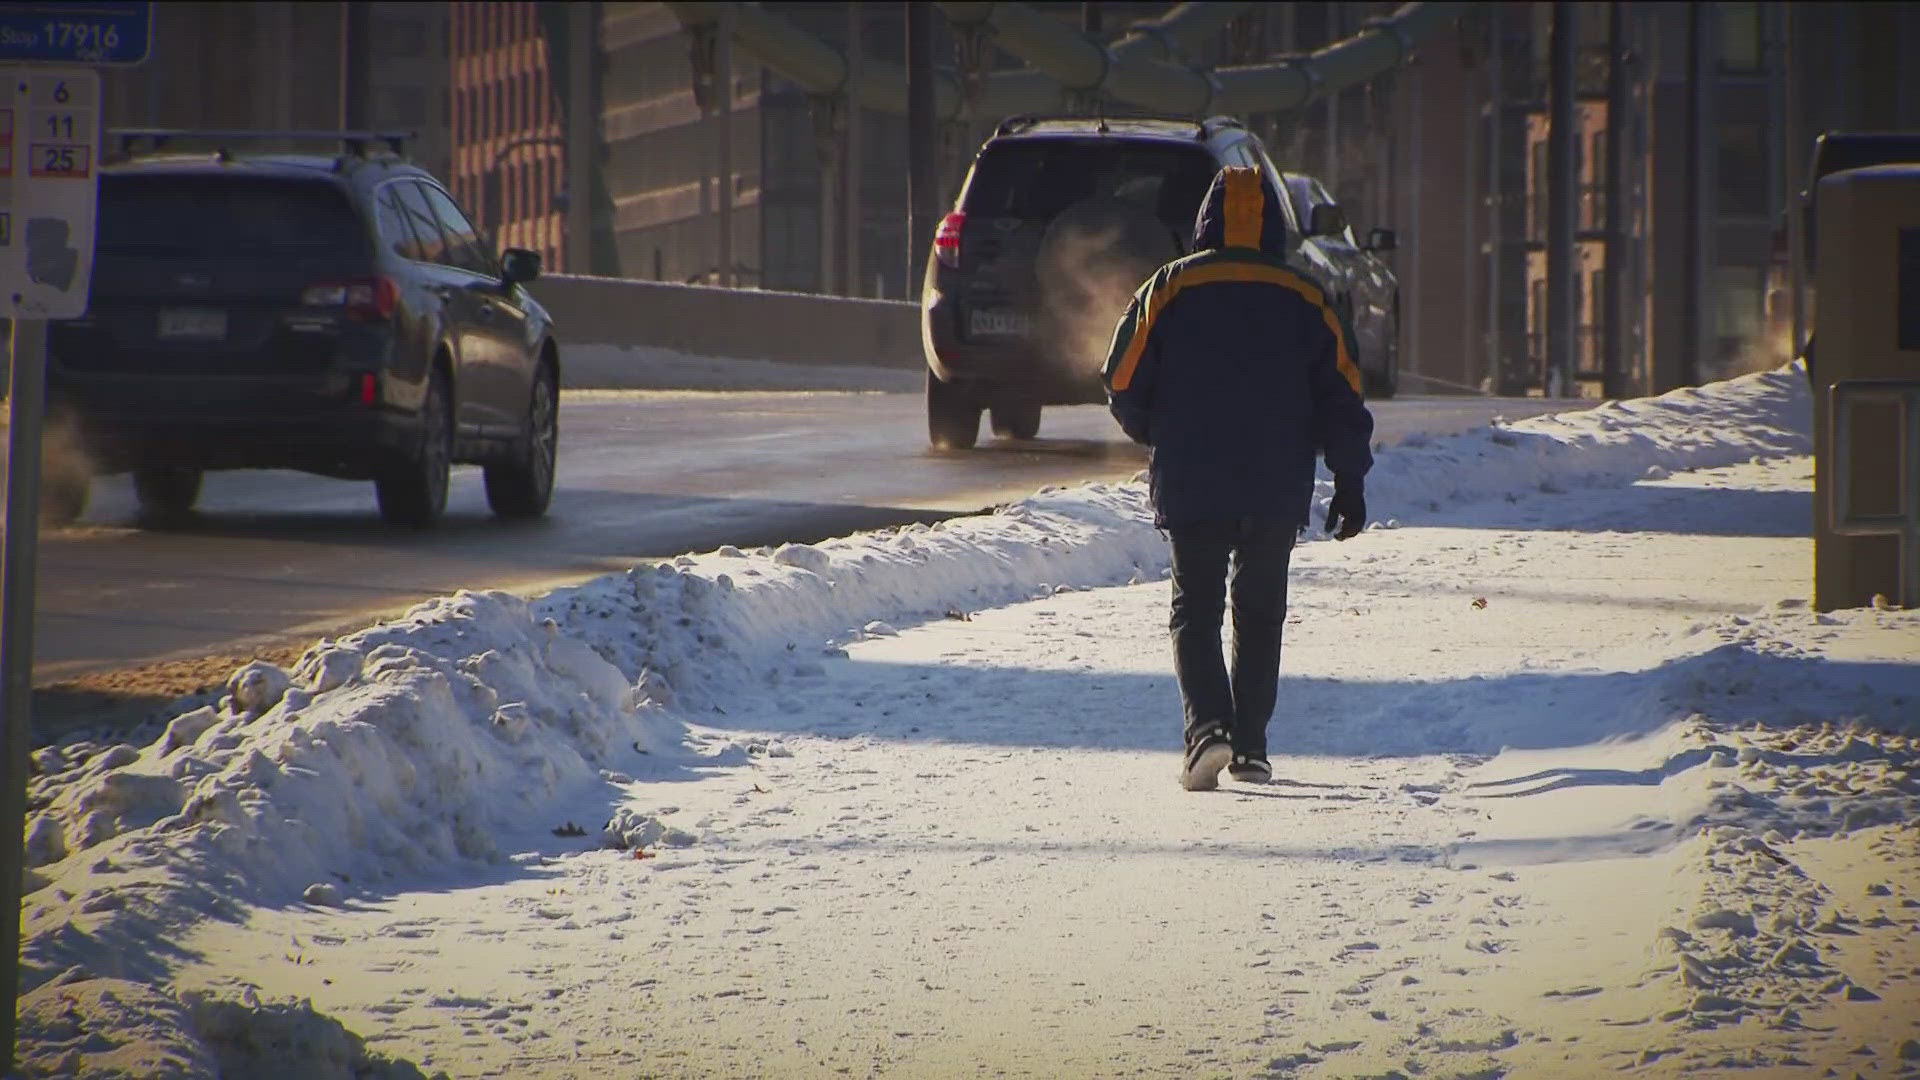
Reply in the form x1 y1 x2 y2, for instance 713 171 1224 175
0 1 152 66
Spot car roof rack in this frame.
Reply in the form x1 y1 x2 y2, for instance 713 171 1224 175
992 113 1242 140
105 128 414 163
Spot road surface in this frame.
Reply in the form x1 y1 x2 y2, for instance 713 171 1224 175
31 391 1577 681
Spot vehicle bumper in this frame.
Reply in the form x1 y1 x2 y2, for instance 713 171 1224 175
921 292 1106 405
47 320 422 477
54 391 420 478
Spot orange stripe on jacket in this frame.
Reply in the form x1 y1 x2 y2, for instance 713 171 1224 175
1107 260 1363 396
1222 167 1264 249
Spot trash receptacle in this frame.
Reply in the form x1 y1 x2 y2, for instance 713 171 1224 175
1813 163 1920 611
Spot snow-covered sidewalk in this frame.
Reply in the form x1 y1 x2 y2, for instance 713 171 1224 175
17 366 1920 1078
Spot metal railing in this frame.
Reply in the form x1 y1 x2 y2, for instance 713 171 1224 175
1828 380 1920 609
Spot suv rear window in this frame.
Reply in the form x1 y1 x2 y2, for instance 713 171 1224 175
97 175 369 256
963 140 1220 231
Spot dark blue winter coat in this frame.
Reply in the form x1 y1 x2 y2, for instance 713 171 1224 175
1100 165 1375 529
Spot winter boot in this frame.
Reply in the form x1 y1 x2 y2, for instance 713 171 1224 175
1228 753 1272 784
1181 725 1233 791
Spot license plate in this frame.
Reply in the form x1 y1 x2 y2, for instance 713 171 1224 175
968 309 1029 337
157 308 228 340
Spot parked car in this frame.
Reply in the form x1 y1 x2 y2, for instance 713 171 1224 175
918 114 1399 450
44 129 560 527
1278 170 1400 396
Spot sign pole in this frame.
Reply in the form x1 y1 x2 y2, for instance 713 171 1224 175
0 5 147 1067
0 317 45 1072
0 48 110 1069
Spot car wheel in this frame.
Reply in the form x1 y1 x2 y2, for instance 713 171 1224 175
39 465 90 526
37 422 90 526
1364 359 1399 400
1365 305 1401 400
376 365 452 528
989 401 1042 440
926 370 981 450
484 361 557 519
132 467 202 523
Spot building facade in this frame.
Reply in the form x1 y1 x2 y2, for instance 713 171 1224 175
99 1 449 179
87 2 1920 398
450 1 567 272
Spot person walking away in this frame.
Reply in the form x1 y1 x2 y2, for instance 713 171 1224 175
1100 165 1374 791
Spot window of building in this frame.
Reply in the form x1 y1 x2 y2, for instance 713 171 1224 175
1587 130 1607 231
378 18 427 60
1530 139 1548 241
376 87 426 129
1587 268 1606 367
1716 266 1766 341
1719 3 1763 73
1717 122 1769 218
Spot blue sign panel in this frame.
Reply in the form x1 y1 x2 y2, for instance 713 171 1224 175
0 2 152 66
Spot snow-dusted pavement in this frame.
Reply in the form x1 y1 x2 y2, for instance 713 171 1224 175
18 365 1920 1078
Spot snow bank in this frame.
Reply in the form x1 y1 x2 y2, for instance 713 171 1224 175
1325 362 1811 531
17 364 1825 1073
16 974 441 1080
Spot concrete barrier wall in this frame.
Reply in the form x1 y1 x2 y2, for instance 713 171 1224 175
527 275 923 370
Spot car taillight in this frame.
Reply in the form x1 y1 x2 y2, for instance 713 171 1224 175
302 277 399 322
934 211 965 269
359 373 378 405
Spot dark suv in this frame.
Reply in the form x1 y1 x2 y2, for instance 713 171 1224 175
920 115 1399 450
45 129 560 528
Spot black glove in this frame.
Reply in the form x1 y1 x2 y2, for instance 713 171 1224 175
1326 475 1365 540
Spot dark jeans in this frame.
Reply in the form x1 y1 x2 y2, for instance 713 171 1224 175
1167 517 1297 756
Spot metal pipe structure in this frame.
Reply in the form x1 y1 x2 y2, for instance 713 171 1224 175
908 0 938 300
1545 0 1577 396
842 2 863 296
1484 7 1504 390
936 1 1469 119
1602 0 1628 399
1109 1 1251 63
936 0 1254 108
339 1 371 130
0 320 50 1073
717 5 735 288
1211 4 1466 117
668 2 1466 125
663 1 1063 121
1682 0 1710 388
935 0 1201 108
564 1 594 274
1784 1 1807 360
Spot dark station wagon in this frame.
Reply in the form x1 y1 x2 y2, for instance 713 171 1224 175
44 129 560 528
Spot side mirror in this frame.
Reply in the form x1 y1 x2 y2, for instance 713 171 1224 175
1364 227 1398 253
1308 202 1348 238
501 247 542 285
